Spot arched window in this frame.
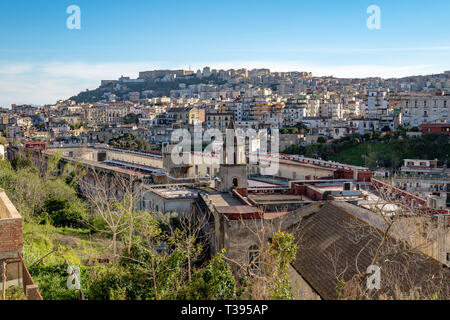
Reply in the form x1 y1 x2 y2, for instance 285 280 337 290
249 245 260 272
233 178 239 188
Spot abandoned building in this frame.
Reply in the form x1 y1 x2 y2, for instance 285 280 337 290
0 188 42 300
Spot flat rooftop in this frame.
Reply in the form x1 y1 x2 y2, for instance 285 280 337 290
248 179 281 188
151 187 199 199
248 194 310 204
204 193 243 207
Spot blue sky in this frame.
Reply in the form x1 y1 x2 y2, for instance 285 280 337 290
0 0 450 106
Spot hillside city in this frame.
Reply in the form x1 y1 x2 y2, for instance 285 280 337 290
1 67 449 301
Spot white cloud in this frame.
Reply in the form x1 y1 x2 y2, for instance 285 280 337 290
0 61 162 106
40 61 161 80
0 64 33 75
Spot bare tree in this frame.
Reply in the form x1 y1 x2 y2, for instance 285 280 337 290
332 180 450 300
163 209 209 282
80 169 139 262
218 207 301 300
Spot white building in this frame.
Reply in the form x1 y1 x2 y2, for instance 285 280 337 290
282 105 307 126
138 186 199 215
402 92 450 127
319 103 342 120
367 89 388 118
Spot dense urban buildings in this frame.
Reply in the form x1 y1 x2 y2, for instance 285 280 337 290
1 67 449 301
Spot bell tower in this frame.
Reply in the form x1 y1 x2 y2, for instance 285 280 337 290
218 121 248 192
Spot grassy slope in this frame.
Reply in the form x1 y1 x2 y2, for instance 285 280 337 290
326 135 450 168
23 222 109 300
328 142 392 167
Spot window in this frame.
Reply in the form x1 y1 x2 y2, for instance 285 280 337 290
447 252 450 263
249 245 260 272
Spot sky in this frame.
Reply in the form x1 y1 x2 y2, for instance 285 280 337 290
0 0 450 106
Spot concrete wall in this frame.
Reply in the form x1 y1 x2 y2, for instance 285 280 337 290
140 191 195 215
213 205 316 270
0 189 24 292
0 190 23 256
48 147 164 169
277 162 333 180
392 216 450 267
288 265 321 300
207 203 327 300
106 150 163 168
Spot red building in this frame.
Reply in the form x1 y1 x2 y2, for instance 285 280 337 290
421 123 450 136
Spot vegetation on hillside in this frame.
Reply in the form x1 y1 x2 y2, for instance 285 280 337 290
0 155 296 300
109 133 150 151
70 76 227 103
279 124 310 135
283 129 450 170
123 113 141 125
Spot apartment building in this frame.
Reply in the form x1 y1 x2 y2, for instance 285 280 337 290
282 104 307 126
319 103 343 120
166 107 205 125
387 159 450 208
85 104 131 126
206 112 234 132
402 92 450 127
367 89 389 118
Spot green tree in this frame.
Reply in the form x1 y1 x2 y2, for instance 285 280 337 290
123 113 140 125
178 250 236 300
317 136 327 144
267 232 298 300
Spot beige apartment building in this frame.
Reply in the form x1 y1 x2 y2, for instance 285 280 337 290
85 104 131 126
402 92 450 127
